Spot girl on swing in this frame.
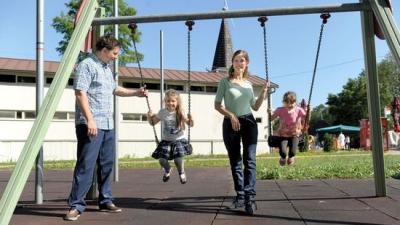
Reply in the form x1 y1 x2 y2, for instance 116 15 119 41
147 89 194 184
270 91 307 166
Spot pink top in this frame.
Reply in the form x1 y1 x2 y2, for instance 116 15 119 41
273 106 306 137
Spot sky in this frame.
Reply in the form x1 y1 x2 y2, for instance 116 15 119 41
1 0 400 107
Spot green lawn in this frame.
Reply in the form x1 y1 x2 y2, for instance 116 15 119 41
1 150 399 180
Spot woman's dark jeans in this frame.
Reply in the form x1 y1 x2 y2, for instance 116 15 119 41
223 114 258 200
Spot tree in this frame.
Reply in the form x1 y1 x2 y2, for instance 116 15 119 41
326 75 368 126
325 54 400 127
52 0 143 65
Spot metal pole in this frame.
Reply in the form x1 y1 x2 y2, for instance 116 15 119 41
160 30 164 140
35 0 44 205
360 0 386 197
92 3 366 25
113 0 119 182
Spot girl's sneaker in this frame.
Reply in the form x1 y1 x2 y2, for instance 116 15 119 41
179 173 187 184
162 169 172 182
287 157 295 166
279 158 286 166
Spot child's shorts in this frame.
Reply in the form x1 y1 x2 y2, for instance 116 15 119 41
151 139 192 160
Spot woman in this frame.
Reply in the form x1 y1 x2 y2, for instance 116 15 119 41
214 49 268 215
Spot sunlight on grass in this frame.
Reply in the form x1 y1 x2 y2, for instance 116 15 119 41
1 150 399 180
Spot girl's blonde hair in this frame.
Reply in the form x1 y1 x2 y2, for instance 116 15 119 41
228 50 250 79
283 91 297 104
164 89 186 130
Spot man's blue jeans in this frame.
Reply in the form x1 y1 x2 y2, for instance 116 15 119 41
223 114 258 199
68 125 115 213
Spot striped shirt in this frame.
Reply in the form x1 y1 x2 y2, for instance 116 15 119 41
74 54 117 130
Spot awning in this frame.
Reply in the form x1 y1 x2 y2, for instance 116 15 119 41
316 124 360 133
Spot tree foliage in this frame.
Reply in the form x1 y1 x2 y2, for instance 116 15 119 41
324 54 400 127
52 0 143 65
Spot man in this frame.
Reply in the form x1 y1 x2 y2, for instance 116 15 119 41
64 35 147 221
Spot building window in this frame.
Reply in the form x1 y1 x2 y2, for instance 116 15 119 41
47 78 74 86
205 86 218 93
122 82 141 88
68 78 74 86
68 112 75 120
191 86 204 92
0 110 15 119
17 76 36 84
53 112 68 120
166 84 184 91
0 74 16 83
24 111 36 119
46 77 53 84
16 111 23 119
122 113 147 122
145 83 160 90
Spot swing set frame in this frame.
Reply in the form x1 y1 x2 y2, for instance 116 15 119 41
1 1 399 224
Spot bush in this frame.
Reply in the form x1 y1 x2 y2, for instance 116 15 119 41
322 133 333 152
299 134 309 152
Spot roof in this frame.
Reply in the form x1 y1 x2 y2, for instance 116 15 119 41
0 57 272 87
316 124 360 133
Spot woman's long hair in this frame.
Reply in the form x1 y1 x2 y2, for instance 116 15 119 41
165 89 186 130
228 49 250 79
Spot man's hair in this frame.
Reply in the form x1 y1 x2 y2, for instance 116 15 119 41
95 34 121 51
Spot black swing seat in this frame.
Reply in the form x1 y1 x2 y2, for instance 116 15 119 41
268 135 307 148
267 135 284 148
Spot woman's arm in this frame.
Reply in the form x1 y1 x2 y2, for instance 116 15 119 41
215 102 240 131
252 80 269 111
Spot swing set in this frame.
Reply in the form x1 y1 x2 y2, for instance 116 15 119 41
0 1 399 224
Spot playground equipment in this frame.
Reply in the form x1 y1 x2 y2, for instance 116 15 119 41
1 1 399 224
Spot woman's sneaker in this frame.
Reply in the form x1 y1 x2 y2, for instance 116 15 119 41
162 168 172 182
287 157 295 166
179 173 187 184
244 199 257 215
229 195 245 209
279 158 286 166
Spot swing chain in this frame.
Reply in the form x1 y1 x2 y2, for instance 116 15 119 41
304 13 330 133
185 20 194 144
128 22 160 144
258 16 272 137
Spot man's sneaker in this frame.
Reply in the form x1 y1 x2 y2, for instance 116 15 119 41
64 208 80 221
279 158 286 166
179 173 187 184
244 200 257 215
99 203 122 213
162 169 172 182
229 196 245 209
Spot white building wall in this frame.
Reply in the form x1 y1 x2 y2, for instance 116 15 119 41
0 83 270 162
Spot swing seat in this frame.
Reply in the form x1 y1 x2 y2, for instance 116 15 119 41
187 143 193 155
267 135 283 148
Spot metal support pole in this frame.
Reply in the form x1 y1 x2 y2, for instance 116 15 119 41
92 3 366 26
113 0 119 183
360 0 386 197
35 0 44 205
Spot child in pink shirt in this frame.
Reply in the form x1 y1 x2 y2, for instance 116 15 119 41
271 91 306 166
